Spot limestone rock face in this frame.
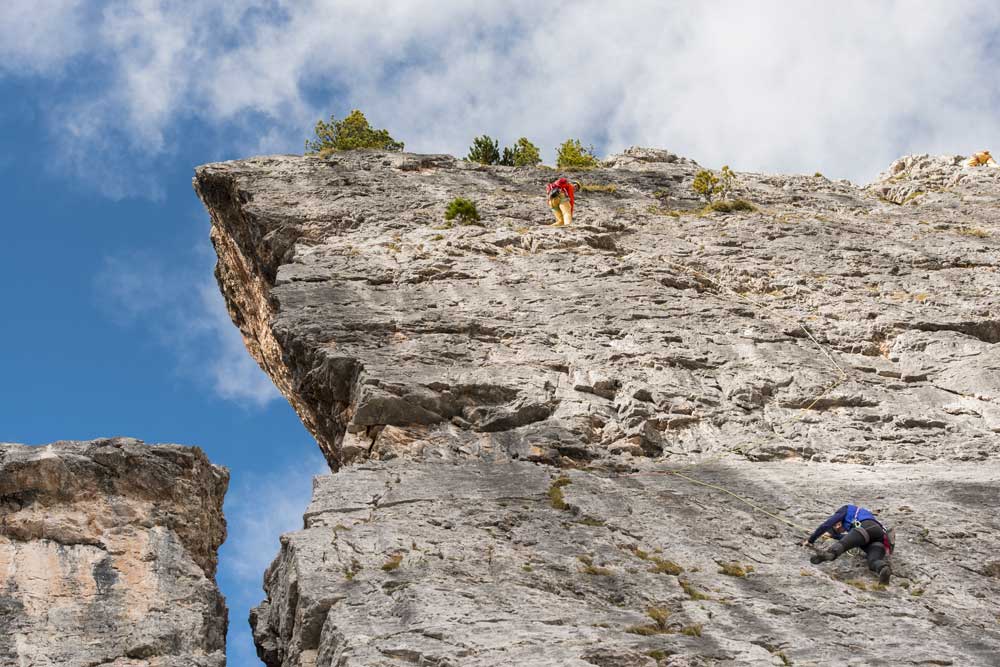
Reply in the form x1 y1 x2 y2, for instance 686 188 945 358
0 437 229 667
251 460 1000 667
196 150 1000 470
196 149 1000 665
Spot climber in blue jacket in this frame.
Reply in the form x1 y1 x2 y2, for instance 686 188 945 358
803 504 893 585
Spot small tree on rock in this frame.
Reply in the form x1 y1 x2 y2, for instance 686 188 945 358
717 165 738 201
467 136 501 165
305 110 404 154
444 197 481 225
692 169 720 202
556 139 599 169
500 137 542 167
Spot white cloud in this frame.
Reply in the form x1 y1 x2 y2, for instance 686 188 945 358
197 282 281 406
0 0 88 74
96 249 281 407
8 2 1000 187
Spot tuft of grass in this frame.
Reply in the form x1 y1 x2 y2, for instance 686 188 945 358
679 579 710 601
647 205 692 218
649 557 683 576
902 190 925 204
705 198 755 214
647 606 670 627
775 650 792 665
718 562 754 578
578 555 613 576
430 234 445 241
646 650 669 661
576 517 606 527
580 183 617 194
911 588 925 597
680 624 703 637
548 476 572 510
628 545 649 560
522 564 534 573
626 606 672 635
343 558 362 581
957 226 990 238
626 545 682 575
814 172 824 178
846 578 885 591
381 553 403 571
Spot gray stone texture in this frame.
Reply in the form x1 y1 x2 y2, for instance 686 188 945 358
251 460 1000 667
0 437 229 667
195 148 1000 665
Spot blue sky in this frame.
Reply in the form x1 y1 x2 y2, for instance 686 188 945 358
3 2 1000 664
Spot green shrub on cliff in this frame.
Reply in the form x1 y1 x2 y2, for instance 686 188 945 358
306 110 404 155
468 136 542 167
501 137 542 167
692 169 719 202
467 136 502 165
444 198 481 225
556 139 599 169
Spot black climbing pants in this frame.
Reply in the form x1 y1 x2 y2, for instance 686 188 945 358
830 519 889 572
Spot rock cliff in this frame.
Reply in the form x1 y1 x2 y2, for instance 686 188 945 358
0 437 229 667
197 148 1000 666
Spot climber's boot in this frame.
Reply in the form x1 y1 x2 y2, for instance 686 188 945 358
878 563 892 585
810 550 837 564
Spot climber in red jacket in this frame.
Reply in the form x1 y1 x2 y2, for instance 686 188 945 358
546 177 576 226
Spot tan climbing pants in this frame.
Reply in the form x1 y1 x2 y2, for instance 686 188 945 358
549 193 573 226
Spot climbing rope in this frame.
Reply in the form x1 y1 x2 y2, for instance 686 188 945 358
638 467 812 534
660 257 848 379
634 257 852 535
659 256 852 429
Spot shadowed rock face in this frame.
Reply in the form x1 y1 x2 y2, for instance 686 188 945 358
250 460 1000 667
196 148 1000 665
0 437 229 667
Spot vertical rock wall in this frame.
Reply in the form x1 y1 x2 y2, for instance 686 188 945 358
0 437 229 667
197 148 1000 665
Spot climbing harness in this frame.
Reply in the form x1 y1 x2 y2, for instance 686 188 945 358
849 505 894 555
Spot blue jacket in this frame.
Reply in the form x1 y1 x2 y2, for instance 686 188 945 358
807 504 878 544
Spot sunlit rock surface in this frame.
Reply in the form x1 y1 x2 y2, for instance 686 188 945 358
0 437 229 667
197 148 1000 665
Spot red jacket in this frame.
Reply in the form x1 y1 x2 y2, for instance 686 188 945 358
546 178 575 213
